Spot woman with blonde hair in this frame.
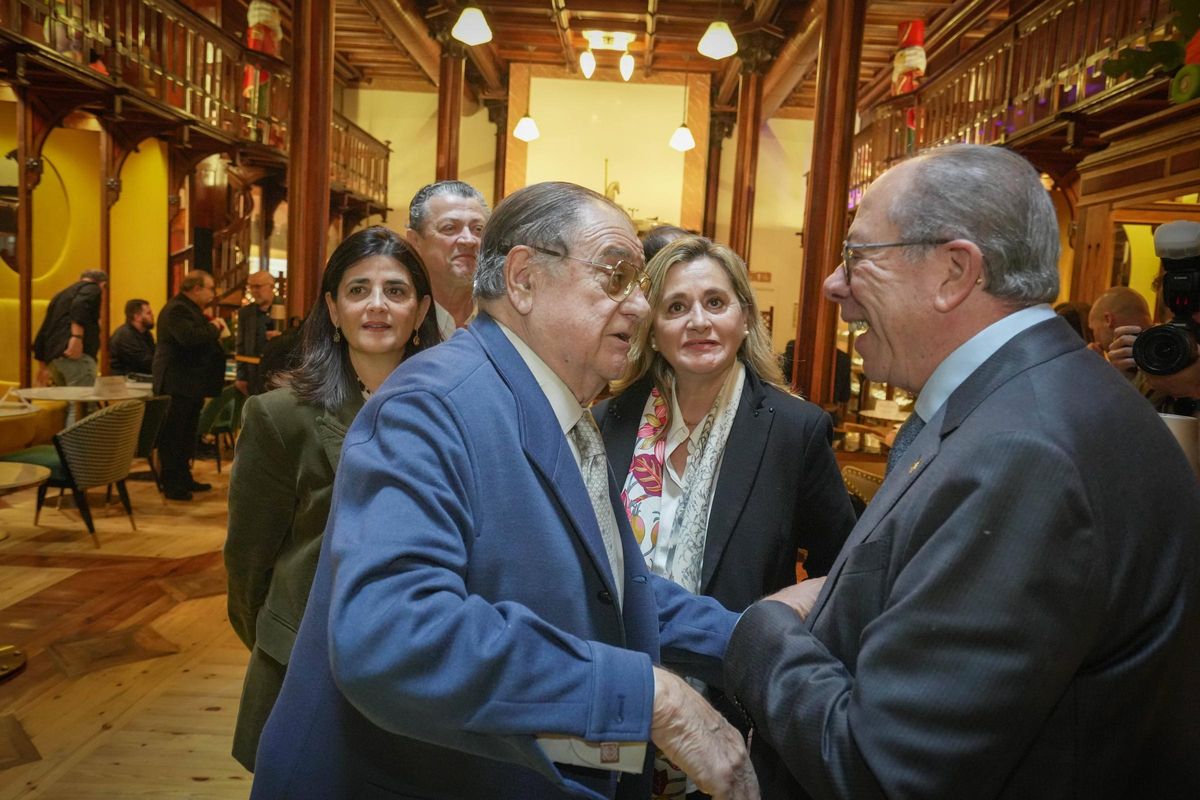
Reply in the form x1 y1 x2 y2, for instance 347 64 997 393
593 235 855 799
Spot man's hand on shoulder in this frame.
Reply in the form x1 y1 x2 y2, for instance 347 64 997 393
650 667 759 800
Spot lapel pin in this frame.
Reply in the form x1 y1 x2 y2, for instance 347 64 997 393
908 458 922 474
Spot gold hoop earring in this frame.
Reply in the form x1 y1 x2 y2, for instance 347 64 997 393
333 327 341 343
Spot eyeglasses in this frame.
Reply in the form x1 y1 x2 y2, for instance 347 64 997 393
531 245 651 302
841 239 951 282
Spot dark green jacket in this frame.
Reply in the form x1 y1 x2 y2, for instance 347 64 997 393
224 386 363 770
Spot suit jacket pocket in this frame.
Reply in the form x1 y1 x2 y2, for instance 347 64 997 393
255 606 299 666
841 533 892 575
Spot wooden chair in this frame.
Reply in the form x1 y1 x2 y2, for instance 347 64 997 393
0 401 145 543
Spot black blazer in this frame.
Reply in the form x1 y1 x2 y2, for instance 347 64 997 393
152 293 225 399
594 367 855 611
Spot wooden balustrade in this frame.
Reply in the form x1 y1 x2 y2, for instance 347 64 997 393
0 0 291 150
331 111 390 208
850 0 1179 207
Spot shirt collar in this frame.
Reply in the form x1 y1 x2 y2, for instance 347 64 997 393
497 320 587 436
665 363 745 450
915 303 1056 422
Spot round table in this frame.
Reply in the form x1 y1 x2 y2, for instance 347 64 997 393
0 462 49 681
0 461 52 542
859 407 912 425
15 385 151 403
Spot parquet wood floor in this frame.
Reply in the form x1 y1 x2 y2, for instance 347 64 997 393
0 458 251 799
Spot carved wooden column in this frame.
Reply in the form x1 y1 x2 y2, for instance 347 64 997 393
435 38 466 182
727 32 780 262
793 0 867 403
703 110 735 239
487 100 508 203
15 75 83 384
286 0 336 318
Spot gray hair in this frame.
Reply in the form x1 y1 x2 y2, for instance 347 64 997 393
407 180 488 233
474 181 621 300
892 144 1059 304
80 269 108 283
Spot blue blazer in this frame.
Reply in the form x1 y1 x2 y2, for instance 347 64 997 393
251 314 737 800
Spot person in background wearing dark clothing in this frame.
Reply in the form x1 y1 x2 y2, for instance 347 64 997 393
152 270 228 501
108 298 156 376
255 316 304 391
641 224 689 263
32 269 107 389
236 270 282 396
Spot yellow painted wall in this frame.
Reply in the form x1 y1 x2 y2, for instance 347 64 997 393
110 138 168 334
0 107 101 383
342 89 497 227
524 77 687 227
1051 188 1075 304
1124 223 1159 315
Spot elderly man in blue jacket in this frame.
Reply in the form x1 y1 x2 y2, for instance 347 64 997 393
250 182 757 800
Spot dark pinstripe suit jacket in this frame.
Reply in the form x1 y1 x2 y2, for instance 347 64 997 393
726 317 1200 800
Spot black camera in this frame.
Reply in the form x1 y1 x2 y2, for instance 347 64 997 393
1133 221 1200 376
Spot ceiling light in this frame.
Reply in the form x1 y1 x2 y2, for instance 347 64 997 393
669 124 696 152
582 30 636 52
698 21 738 60
619 51 634 81
580 49 596 79
513 114 540 142
451 7 492 47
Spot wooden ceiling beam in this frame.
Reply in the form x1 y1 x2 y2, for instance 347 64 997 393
761 0 822 122
359 0 442 87
715 0 784 106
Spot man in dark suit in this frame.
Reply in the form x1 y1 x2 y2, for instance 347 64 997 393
725 144 1200 799
235 270 281 395
251 182 757 799
152 270 227 501
108 298 156 376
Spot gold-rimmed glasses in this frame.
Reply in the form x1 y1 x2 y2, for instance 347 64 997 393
841 239 951 282
531 245 651 302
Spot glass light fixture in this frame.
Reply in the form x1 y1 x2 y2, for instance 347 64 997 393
451 7 492 47
698 21 738 60
619 51 634 81
580 49 596 79
669 85 696 152
513 113 540 142
669 123 696 152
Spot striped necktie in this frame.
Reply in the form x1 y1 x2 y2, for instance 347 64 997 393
569 414 625 606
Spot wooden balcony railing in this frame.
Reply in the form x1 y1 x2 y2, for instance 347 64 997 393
0 0 291 149
851 0 1178 207
331 112 390 208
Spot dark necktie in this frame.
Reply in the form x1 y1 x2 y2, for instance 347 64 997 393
886 412 926 475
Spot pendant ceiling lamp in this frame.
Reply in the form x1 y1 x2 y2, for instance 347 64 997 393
580 49 596 79
513 111 540 142
669 85 696 152
698 21 738 60
619 51 635 81
451 6 492 47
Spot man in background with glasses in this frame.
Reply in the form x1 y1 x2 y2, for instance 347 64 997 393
724 144 1200 799
253 181 757 800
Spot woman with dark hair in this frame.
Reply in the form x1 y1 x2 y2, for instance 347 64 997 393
593 235 855 799
224 226 441 771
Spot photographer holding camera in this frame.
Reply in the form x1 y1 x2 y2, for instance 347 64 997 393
1107 221 1200 413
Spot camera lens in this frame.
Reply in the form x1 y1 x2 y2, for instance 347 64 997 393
1133 324 1199 375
